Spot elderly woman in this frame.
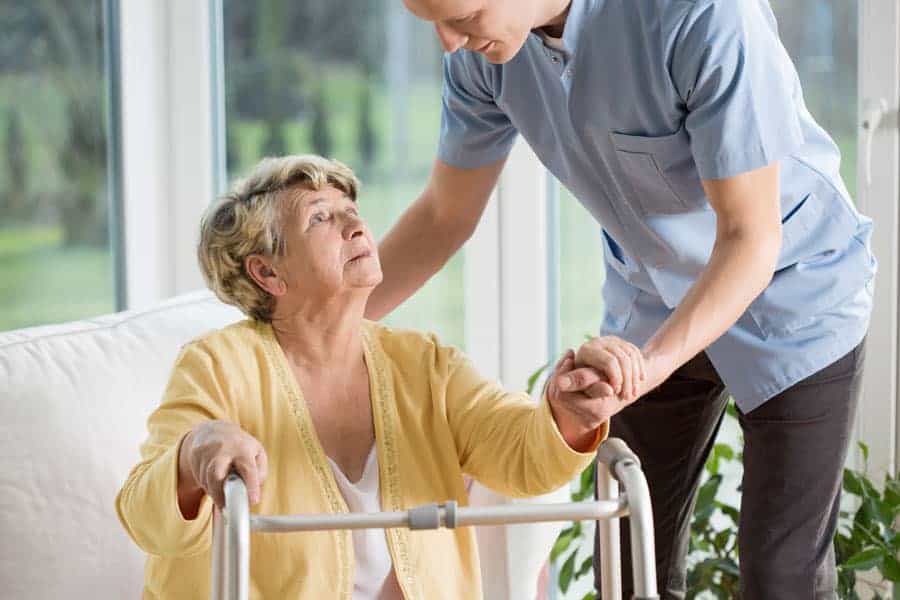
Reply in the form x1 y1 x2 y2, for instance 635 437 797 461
115 155 644 599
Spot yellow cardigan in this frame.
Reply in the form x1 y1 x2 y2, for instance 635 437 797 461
116 319 606 599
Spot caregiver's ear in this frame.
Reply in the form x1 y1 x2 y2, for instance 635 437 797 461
245 254 287 297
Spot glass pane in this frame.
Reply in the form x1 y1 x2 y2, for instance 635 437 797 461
558 186 606 353
221 1 463 348
0 2 116 331
770 0 858 195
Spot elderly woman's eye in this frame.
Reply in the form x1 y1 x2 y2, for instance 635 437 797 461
310 212 328 225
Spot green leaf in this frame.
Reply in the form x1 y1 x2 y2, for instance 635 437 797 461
713 529 732 552
881 553 900 582
725 401 739 419
695 474 722 516
550 531 573 562
884 476 900 509
858 441 870 463
715 443 735 461
580 592 597 600
551 528 576 562
576 555 593 579
860 475 881 500
837 563 858 600
844 547 885 571
526 363 549 395
574 463 596 501
559 549 577 593
717 502 741 527
714 557 741 577
844 469 865 497
858 496 894 532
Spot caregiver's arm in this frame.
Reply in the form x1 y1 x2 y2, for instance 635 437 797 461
636 162 782 391
365 157 506 320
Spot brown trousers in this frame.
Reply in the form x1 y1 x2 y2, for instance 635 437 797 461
595 340 866 600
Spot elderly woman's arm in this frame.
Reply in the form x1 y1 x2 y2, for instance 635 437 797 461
115 343 237 557
440 342 613 498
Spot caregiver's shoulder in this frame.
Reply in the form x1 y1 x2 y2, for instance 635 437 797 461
602 0 755 33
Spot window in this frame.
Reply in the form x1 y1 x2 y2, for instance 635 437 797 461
770 0 858 194
0 1 121 331
221 1 464 348
557 185 605 353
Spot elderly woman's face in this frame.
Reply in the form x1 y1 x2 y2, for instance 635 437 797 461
275 184 382 299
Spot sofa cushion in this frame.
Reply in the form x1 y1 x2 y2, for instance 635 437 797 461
0 291 241 599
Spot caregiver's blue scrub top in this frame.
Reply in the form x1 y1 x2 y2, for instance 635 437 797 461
437 0 875 411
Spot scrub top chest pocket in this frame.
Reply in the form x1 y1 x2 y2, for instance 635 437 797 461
608 126 708 216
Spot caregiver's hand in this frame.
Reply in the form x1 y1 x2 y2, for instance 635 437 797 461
177 420 269 515
573 335 646 402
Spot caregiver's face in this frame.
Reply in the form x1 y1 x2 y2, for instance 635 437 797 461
276 185 382 299
403 0 538 64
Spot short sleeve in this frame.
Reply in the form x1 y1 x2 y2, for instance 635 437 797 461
671 0 804 180
437 51 518 169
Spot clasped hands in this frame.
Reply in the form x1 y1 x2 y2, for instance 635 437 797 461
546 336 657 452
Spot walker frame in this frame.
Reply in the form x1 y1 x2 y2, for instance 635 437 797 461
210 437 659 600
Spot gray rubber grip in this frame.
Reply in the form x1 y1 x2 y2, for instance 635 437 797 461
408 504 441 530
443 501 458 529
595 438 641 469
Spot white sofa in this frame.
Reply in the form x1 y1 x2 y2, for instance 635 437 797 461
0 291 566 599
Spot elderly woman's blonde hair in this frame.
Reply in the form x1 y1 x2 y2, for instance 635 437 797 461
198 155 360 322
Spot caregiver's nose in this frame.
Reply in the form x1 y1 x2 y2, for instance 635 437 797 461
435 22 467 53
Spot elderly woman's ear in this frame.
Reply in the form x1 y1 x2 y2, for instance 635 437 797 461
245 255 287 297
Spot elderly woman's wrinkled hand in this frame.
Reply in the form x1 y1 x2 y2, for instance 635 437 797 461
179 420 269 509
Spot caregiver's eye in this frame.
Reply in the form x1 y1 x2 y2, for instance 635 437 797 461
346 206 359 216
451 11 478 25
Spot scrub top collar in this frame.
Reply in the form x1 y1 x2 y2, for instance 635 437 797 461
530 0 595 57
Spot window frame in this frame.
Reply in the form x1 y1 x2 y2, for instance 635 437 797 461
118 0 218 309
857 1 900 479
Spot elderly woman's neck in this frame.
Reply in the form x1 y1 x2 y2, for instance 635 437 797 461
269 302 366 367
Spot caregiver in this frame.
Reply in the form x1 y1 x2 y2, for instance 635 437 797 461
365 0 877 598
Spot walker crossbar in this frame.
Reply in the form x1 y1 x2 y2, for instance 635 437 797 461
210 437 658 600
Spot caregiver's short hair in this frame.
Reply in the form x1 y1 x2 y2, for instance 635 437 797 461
198 154 360 322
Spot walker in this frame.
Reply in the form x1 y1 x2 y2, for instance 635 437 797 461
211 438 659 600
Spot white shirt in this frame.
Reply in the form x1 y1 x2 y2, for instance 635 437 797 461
326 446 403 600
536 27 566 51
